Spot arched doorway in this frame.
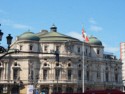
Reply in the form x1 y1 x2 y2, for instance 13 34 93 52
66 87 73 93
11 86 19 94
41 87 49 94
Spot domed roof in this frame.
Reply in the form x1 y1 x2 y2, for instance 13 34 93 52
38 25 82 42
39 30 81 42
89 36 102 46
19 31 40 41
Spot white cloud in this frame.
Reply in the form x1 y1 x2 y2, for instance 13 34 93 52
103 43 119 53
89 18 103 32
89 18 97 24
90 25 103 32
105 46 119 53
0 18 32 29
13 24 32 29
68 31 83 41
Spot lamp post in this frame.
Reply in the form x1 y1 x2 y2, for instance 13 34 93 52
0 24 13 53
0 24 14 94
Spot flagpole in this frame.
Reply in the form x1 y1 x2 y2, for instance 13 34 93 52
82 41 85 93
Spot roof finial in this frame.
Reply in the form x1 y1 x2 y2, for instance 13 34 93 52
50 24 57 32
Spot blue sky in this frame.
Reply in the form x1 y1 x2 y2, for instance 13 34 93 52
0 0 125 58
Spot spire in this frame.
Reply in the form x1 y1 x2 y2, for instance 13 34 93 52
50 24 57 32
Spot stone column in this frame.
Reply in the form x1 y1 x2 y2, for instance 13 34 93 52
49 84 53 94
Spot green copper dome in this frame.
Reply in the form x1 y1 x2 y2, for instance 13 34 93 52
39 31 81 42
89 36 102 46
19 31 40 41
38 25 82 42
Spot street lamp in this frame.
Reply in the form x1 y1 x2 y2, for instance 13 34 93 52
0 24 13 53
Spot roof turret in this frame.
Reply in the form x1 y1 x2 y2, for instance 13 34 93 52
89 36 102 46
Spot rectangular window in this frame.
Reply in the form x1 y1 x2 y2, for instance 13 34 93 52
86 49 87 55
106 72 109 82
56 46 60 51
29 45 33 50
86 71 89 81
20 45 22 50
13 69 18 80
97 71 100 78
44 45 48 52
28 62 33 81
115 73 118 82
0 69 2 80
55 69 60 80
43 69 47 80
78 47 80 53
78 70 82 80
68 69 72 80
97 49 100 54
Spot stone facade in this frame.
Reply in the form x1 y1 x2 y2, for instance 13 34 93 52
0 25 123 94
